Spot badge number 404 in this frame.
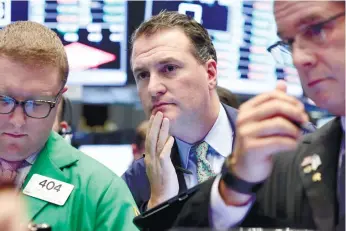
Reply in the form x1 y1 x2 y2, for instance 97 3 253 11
23 174 74 206
39 179 62 192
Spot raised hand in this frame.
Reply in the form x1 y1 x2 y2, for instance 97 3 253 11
145 112 178 209
220 81 309 205
231 81 309 182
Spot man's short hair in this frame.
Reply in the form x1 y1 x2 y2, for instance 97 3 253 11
0 21 69 86
131 11 217 64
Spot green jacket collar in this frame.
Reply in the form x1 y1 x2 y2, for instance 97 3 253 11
22 131 79 221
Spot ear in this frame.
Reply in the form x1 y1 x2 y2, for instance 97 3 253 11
205 59 217 90
62 86 68 94
57 86 68 104
132 144 138 155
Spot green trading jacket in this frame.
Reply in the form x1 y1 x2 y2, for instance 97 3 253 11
21 132 139 231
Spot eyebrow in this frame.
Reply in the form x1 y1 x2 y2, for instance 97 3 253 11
132 66 147 76
156 57 182 65
277 12 325 39
133 57 182 74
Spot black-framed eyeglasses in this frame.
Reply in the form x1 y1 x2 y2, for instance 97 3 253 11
0 87 64 119
267 11 345 65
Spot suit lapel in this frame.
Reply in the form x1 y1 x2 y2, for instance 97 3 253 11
171 142 187 193
222 104 237 150
220 104 238 173
21 132 79 221
298 118 342 231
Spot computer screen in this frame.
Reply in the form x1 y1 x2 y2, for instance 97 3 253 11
1 0 128 86
145 0 303 96
79 144 133 176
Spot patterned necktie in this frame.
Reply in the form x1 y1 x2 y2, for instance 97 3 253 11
194 141 216 183
0 159 28 185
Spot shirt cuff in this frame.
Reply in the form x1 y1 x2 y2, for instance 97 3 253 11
210 175 254 230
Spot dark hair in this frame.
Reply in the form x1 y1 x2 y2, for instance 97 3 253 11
217 86 240 109
131 10 217 64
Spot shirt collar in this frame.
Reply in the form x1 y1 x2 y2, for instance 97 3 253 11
176 103 233 168
26 152 39 165
204 104 233 158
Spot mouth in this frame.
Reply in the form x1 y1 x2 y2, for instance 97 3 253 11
307 78 326 87
3 133 26 138
151 103 172 114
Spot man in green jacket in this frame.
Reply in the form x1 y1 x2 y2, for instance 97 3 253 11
0 21 139 230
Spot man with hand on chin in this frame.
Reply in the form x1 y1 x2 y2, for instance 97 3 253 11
174 1 345 230
122 11 238 214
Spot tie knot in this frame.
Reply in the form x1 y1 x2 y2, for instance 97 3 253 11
194 141 208 158
0 159 27 171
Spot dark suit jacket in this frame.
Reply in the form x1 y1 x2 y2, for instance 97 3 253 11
122 104 238 212
174 117 344 231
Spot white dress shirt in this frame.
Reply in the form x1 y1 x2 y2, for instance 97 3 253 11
210 175 253 229
176 103 234 189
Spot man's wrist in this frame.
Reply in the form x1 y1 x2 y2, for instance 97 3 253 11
148 197 160 209
222 156 263 195
148 195 168 209
221 170 263 195
219 178 254 206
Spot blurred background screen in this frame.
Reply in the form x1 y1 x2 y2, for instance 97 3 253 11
78 144 133 176
2 0 303 96
2 0 128 86
145 0 303 97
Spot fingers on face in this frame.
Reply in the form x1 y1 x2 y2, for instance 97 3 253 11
146 112 163 156
145 114 154 154
146 112 171 157
157 117 170 154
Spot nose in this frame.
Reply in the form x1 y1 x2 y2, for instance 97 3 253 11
9 105 26 128
147 73 167 98
292 43 317 72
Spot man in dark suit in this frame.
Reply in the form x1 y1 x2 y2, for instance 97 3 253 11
174 1 345 231
122 11 237 212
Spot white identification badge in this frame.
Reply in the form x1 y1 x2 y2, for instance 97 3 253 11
23 174 74 206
